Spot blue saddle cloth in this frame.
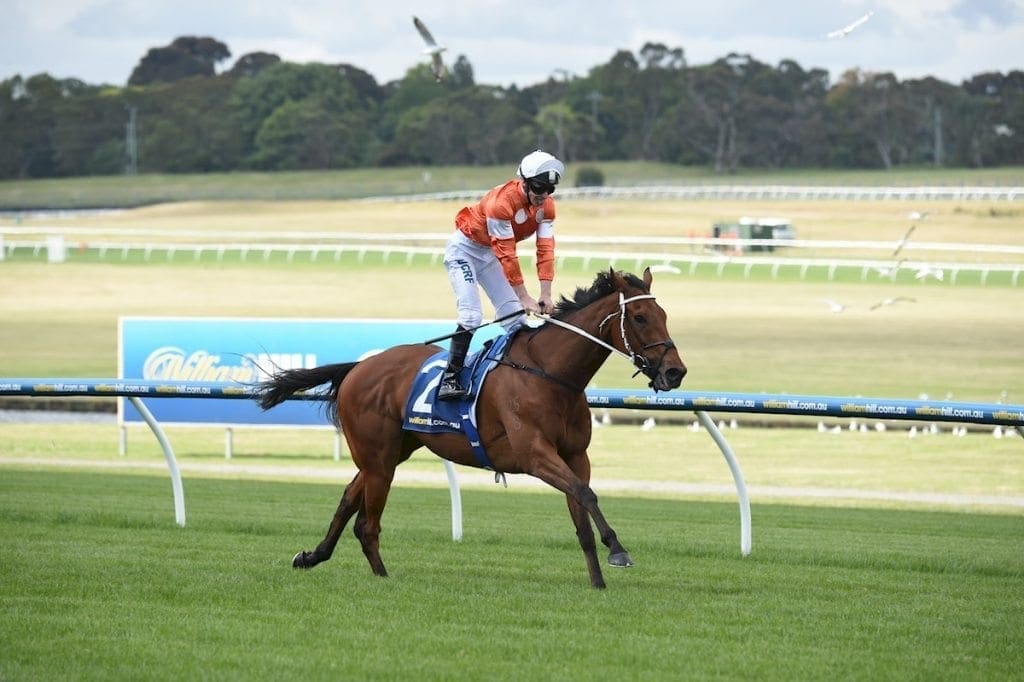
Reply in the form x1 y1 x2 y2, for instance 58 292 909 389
402 332 513 470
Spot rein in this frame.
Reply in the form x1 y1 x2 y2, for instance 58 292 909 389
505 292 675 391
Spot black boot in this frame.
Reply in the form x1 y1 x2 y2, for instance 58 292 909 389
438 325 474 400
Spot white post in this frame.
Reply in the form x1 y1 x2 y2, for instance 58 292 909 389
128 397 185 527
119 425 127 456
46 235 66 263
696 410 751 556
225 427 233 459
442 460 463 541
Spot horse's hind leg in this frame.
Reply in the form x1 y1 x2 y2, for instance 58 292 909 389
293 473 364 569
351 470 395 577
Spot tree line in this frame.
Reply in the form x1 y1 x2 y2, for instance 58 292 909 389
1 36 1021 180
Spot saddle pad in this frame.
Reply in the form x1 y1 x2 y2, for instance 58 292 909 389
402 332 512 436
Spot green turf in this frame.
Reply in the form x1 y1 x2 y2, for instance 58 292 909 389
1 469 1021 680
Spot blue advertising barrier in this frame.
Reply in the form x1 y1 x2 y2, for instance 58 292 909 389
5 378 1023 427
117 317 503 427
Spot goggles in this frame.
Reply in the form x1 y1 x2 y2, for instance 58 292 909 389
526 178 556 195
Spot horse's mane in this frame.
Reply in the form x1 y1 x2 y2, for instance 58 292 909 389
551 270 648 321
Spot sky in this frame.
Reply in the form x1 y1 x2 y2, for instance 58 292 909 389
2 0 1023 89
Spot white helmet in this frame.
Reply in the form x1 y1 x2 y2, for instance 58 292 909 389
517 150 564 185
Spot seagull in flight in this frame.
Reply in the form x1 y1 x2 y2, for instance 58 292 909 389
413 16 447 82
827 10 874 39
869 296 916 311
892 224 916 257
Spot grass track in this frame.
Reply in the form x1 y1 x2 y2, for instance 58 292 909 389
1 469 1022 680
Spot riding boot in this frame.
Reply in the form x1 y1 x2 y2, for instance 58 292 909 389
438 325 474 400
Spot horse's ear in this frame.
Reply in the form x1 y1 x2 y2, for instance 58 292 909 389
609 267 625 290
643 266 653 290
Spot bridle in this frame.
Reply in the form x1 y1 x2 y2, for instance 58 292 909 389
536 291 677 386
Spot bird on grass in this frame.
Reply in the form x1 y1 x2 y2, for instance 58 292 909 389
827 11 874 39
648 263 682 274
413 16 447 82
823 298 850 314
869 296 916 311
915 264 944 282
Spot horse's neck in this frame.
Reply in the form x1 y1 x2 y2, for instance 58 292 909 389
524 304 617 387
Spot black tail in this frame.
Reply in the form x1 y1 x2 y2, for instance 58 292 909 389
254 362 358 428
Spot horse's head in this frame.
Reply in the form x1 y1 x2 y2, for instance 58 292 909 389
549 267 686 391
598 267 686 391
557 268 675 391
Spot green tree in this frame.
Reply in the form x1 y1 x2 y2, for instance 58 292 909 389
827 70 918 169
251 97 369 169
134 75 246 172
231 62 373 167
128 36 231 86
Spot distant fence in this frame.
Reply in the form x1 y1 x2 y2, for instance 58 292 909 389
4 230 1022 285
362 185 1024 202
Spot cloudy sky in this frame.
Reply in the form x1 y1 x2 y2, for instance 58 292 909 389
2 0 1022 88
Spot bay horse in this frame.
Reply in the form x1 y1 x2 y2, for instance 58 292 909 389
254 267 686 589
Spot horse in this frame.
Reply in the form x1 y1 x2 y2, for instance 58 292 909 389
254 267 686 589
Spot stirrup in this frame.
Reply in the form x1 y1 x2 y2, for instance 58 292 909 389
437 373 469 400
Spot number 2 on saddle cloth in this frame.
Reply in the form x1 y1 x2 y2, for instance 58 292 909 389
402 334 514 473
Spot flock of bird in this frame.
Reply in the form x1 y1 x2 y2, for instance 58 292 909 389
413 10 876 83
414 14 977 441
821 209 945 314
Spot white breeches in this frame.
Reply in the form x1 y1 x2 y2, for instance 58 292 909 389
444 231 525 332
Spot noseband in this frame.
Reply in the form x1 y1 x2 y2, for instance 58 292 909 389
597 292 676 383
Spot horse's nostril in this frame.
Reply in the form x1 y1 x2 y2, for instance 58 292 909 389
665 367 686 386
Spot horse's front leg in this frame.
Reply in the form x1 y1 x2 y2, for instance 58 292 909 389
293 473 364 569
534 454 632 589
567 481 633 569
561 450 633 569
564 495 606 589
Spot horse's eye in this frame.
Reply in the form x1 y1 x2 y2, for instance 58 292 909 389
633 314 647 324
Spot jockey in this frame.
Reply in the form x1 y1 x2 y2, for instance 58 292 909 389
437 149 564 400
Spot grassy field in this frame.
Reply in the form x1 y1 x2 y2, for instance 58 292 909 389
2 170 1023 679
1 468 1021 680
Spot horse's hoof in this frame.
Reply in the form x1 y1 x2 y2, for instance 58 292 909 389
292 551 309 569
608 551 634 568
